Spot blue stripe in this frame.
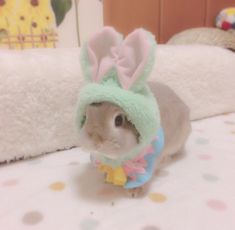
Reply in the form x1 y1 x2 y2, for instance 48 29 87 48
124 127 164 189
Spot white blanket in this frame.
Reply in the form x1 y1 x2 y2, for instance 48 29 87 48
1 46 235 162
0 113 234 230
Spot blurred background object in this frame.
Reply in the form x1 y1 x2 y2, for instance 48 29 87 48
1 0 234 49
167 27 235 51
103 0 235 43
0 0 103 49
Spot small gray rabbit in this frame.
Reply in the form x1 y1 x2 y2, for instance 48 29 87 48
76 27 191 197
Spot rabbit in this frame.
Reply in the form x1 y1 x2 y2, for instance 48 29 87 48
78 81 191 197
79 102 139 159
76 27 191 197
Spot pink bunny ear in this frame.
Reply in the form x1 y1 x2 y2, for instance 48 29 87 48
115 29 153 90
86 27 122 82
82 27 156 90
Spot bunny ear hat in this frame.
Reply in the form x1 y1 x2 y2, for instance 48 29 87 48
77 27 164 183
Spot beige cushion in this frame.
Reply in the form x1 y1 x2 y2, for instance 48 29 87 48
168 27 235 51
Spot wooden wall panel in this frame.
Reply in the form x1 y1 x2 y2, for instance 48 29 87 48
160 0 206 43
103 0 160 39
103 0 235 43
206 0 235 26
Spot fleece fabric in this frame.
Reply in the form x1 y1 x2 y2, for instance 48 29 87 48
76 27 163 187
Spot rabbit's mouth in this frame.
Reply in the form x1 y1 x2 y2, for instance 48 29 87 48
101 152 120 160
95 141 123 159
87 147 121 160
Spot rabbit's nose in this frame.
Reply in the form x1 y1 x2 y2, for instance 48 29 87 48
88 132 104 143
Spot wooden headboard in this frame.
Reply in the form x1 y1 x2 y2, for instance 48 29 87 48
103 0 235 43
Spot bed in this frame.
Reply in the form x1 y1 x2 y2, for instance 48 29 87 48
0 112 234 230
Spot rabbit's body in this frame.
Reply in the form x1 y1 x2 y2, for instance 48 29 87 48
150 82 191 161
76 27 191 196
80 81 191 167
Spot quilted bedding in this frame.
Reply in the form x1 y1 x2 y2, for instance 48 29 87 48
0 113 234 230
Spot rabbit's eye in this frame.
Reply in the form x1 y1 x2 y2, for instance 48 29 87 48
81 115 86 126
114 114 124 127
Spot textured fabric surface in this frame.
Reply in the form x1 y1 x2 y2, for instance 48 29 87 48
0 113 234 230
1 45 235 162
81 27 156 91
167 27 235 50
0 48 82 162
151 45 235 119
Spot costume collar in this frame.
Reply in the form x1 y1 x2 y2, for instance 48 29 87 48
91 127 165 188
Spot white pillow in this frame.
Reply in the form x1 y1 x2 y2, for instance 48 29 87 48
0 45 234 162
151 45 235 120
0 48 82 162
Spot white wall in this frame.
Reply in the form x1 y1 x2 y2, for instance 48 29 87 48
78 0 103 45
54 0 103 48
57 1 79 48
